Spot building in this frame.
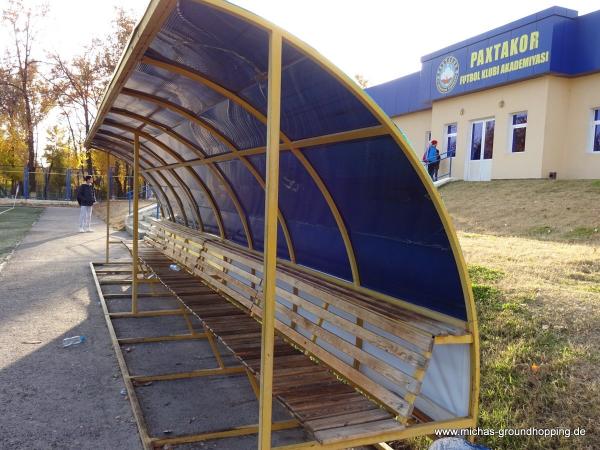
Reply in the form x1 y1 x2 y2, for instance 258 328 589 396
366 7 600 181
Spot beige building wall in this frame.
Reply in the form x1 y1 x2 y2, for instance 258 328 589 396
542 76 570 178
561 72 600 178
392 109 432 157
389 74 600 180
430 77 550 180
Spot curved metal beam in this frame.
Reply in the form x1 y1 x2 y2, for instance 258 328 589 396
120 88 296 262
92 139 174 221
141 56 359 283
103 119 225 239
96 132 193 227
110 107 254 248
96 131 196 229
102 148 168 220
91 141 174 221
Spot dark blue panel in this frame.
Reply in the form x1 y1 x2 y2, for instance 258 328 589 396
174 167 219 235
199 100 266 150
129 63 268 151
127 63 224 114
216 158 289 260
304 136 466 319
241 44 379 141
151 1 269 94
193 164 248 247
248 153 351 281
174 121 231 156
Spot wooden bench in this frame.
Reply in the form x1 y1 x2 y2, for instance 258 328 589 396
132 219 471 444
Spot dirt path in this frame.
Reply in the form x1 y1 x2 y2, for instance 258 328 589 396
0 207 140 450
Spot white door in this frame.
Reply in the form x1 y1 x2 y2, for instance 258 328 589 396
465 119 495 181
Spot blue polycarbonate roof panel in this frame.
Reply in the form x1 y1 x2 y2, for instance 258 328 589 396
248 153 352 281
192 164 249 247
174 167 220 235
151 1 270 94
216 158 290 260
303 136 465 320
89 0 471 320
173 120 231 156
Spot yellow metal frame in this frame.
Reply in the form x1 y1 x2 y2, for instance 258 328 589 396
114 87 297 262
103 120 226 237
91 139 176 221
91 260 302 450
85 0 481 447
97 130 200 228
109 108 254 248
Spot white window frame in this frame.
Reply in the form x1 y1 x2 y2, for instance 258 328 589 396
591 108 600 153
509 111 528 153
444 123 457 158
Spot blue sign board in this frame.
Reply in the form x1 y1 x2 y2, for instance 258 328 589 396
366 7 600 117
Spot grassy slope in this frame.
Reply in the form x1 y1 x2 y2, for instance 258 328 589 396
0 207 44 262
440 181 600 449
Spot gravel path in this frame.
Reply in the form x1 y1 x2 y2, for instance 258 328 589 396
0 207 140 450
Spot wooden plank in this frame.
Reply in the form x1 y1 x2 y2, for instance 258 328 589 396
313 419 404 444
305 409 392 432
274 303 421 393
276 288 427 367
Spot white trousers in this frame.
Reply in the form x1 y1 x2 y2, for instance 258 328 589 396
79 206 93 230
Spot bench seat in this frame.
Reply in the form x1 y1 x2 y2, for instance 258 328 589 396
126 219 471 443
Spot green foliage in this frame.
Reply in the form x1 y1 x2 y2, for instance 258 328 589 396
469 264 505 284
0 207 44 261
562 227 599 241
473 279 586 449
528 225 554 237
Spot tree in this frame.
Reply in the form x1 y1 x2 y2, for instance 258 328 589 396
49 47 105 176
354 73 369 89
41 125 73 199
1 0 54 195
50 6 135 182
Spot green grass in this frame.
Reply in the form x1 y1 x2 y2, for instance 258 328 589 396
471 265 587 450
562 227 599 241
0 207 44 262
469 264 505 284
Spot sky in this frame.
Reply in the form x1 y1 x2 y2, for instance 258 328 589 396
2 0 596 86
1 0 597 158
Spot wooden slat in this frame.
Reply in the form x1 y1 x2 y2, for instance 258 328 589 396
305 409 392 432
313 419 405 444
136 223 444 422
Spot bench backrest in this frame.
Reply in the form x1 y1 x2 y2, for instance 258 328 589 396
144 219 438 420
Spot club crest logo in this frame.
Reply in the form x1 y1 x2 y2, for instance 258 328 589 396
436 56 460 94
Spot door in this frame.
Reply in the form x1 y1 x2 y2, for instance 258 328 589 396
466 119 495 181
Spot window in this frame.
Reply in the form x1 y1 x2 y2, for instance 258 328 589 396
445 124 457 157
510 112 527 152
593 109 600 152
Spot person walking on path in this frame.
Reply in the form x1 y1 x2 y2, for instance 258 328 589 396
76 175 96 232
426 140 440 181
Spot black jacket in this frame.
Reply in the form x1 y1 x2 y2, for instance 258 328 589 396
77 184 96 206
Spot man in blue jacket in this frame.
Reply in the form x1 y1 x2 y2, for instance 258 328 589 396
426 140 440 181
76 175 96 232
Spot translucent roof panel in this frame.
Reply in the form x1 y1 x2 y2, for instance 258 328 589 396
87 0 472 321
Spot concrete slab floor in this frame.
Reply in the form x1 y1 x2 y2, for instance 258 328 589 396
0 207 337 450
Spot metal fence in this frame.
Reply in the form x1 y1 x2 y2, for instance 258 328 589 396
0 166 155 202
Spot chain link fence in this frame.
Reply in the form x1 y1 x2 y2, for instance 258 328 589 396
0 166 154 202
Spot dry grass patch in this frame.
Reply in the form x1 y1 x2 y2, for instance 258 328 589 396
396 181 599 449
440 180 600 244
